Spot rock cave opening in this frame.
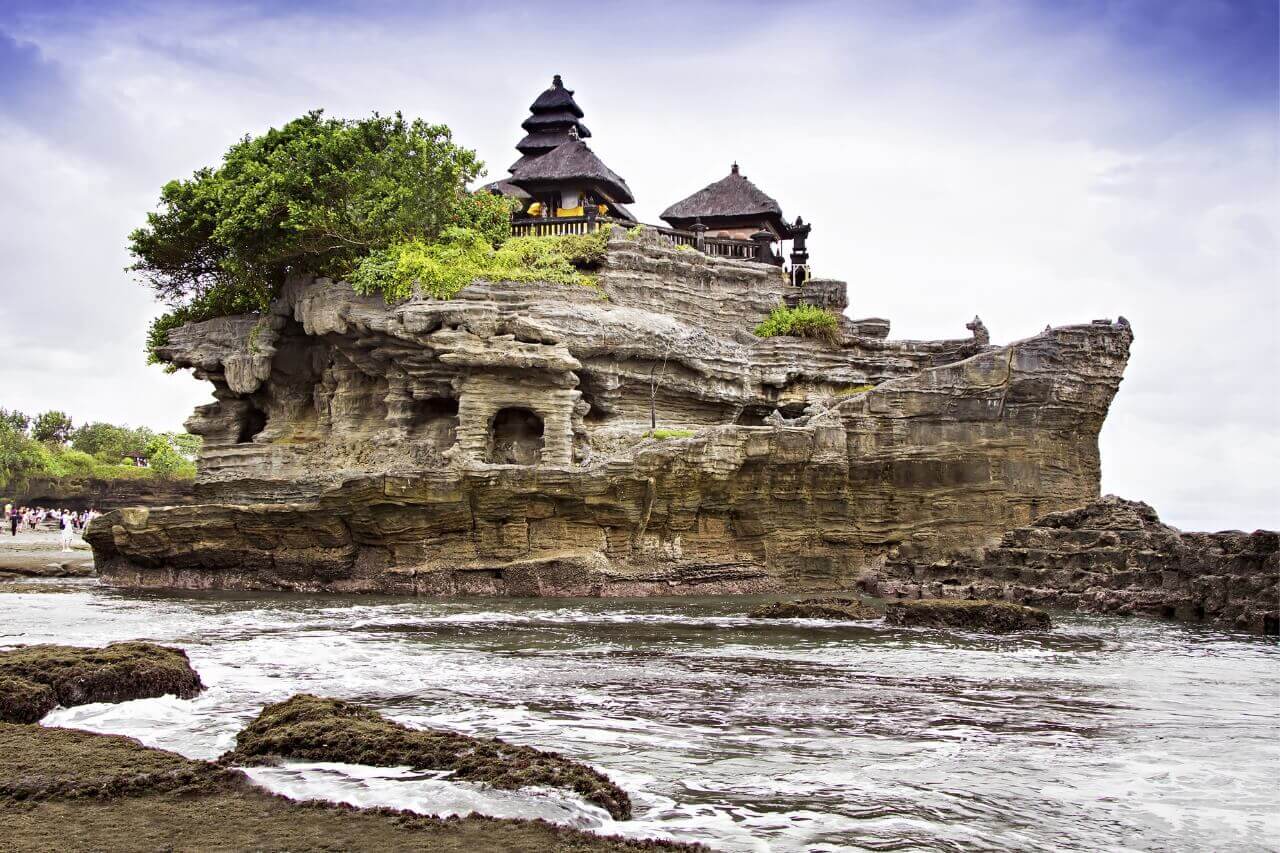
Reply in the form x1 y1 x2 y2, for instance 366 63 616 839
411 397 459 448
488 407 545 465
237 405 268 444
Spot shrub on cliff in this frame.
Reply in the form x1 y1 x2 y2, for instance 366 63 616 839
352 227 607 302
754 304 841 345
131 110 515 361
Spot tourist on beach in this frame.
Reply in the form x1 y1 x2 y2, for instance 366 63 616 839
59 512 75 551
9 510 19 537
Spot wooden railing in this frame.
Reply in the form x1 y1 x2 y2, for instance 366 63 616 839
510 217 779 265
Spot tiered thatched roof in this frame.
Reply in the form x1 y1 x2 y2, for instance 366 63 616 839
511 75 591 169
509 138 634 205
660 163 790 234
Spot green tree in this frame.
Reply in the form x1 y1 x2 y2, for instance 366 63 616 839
0 420 52 489
31 411 74 444
130 111 506 362
72 422 154 462
0 408 30 434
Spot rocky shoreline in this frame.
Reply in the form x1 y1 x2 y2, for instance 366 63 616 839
0 642 694 851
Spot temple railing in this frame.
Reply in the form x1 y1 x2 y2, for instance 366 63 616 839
510 217 778 264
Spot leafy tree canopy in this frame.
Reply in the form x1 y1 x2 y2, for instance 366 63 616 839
131 110 517 362
31 411 74 444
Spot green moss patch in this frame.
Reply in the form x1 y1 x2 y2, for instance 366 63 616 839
0 677 56 724
0 643 204 721
754 304 841 345
884 599 1051 633
645 429 695 440
222 694 633 820
749 597 880 620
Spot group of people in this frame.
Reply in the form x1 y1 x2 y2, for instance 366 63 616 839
3 503 100 551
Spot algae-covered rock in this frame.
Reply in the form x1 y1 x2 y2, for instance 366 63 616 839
0 642 203 721
0 724 696 851
0 677 57 724
223 694 632 820
884 599 1051 633
0 722 228 799
749 597 879 620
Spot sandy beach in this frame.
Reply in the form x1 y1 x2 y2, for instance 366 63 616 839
0 527 95 578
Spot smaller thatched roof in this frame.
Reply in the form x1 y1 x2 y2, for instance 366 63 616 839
660 163 789 232
521 111 591 138
516 130 578 154
510 139 634 204
481 178 531 201
530 74 584 117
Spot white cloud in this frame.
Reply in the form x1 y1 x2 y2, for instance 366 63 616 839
0 1 1274 529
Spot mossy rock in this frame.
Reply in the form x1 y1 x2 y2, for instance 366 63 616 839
0 724 697 851
884 599 1051 633
0 642 203 722
0 722 228 799
222 694 633 820
0 677 57 724
749 597 879 620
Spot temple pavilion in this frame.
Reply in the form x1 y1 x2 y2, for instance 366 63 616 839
488 74 810 279
488 74 635 221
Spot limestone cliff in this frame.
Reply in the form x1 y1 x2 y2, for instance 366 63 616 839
88 230 1133 595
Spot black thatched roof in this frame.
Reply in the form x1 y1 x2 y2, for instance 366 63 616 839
516 130 581 154
530 74 584 117
480 178 531 200
660 163 788 231
521 110 591 137
510 139 634 204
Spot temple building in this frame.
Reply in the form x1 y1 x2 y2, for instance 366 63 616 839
489 75 635 221
660 163 791 241
488 75 810 279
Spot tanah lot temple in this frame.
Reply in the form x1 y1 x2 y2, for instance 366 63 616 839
486 74 813 284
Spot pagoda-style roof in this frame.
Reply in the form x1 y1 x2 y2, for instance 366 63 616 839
521 110 591 138
660 163 790 234
530 74 584 117
516 130 580 154
510 139 635 204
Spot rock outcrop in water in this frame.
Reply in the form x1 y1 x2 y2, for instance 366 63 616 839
0 643 204 723
88 230 1133 596
870 496 1279 634
225 694 632 820
0 724 692 851
883 599 1051 632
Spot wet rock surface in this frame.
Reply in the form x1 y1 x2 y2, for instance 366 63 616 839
0 643 203 722
0 724 695 852
224 694 633 820
873 496 1279 634
883 599 1051 633
749 597 879 620
87 237 1133 596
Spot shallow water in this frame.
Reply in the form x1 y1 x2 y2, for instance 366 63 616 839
3 580 1277 851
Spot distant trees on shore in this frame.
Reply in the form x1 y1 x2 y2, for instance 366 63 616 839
0 408 199 492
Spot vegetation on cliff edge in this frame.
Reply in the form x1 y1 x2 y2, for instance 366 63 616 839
130 110 605 363
754 304 841 345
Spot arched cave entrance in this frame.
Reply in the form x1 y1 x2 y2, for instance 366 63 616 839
488 407 544 465
411 396 459 449
237 404 268 444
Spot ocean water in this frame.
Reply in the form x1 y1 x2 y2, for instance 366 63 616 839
3 580 1277 851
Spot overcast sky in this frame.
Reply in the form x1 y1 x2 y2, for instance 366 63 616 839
0 0 1275 530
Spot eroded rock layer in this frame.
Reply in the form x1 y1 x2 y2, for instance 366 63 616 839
88 233 1133 595
869 496 1279 634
